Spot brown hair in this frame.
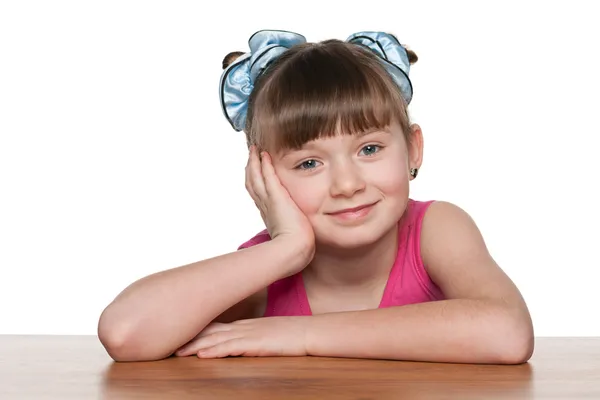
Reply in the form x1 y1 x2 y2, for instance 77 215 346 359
222 37 418 153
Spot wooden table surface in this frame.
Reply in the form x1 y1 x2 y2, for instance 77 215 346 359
1 336 599 399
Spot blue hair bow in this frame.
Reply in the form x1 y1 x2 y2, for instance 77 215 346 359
346 31 413 105
219 30 414 132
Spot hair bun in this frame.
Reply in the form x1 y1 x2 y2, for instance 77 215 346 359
222 51 245 70
388 33 418 65
401 45 418 65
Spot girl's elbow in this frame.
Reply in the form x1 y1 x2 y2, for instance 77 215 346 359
495 313 535 365
98 327 170 362
97 310 136 361
97 308 168 362
498 335 534 364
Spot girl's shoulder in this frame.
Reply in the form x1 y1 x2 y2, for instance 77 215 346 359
418 200 478 241
414 199 477 258
405 198 477 231
417 199 504 294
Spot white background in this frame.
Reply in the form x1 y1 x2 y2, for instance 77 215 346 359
1 1 598 336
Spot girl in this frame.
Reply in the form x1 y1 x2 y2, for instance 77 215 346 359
98 30 534 364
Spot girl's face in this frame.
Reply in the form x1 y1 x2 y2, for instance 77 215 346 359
272 122 423 249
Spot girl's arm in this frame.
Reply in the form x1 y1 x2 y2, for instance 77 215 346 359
304 201 534 364
98 238 310 362
99 146 315 362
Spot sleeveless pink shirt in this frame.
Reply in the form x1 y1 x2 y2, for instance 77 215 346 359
237 199 445 317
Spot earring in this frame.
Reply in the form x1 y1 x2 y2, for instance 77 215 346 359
410 168 418 178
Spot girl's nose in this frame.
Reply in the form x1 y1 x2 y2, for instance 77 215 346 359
329 163 366 198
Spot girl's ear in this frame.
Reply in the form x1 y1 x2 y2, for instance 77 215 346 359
408 123 424 178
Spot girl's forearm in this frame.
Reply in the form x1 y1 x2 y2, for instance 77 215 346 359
98 239 309 362
305 299 534 364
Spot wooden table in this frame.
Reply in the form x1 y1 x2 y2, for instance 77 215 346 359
1 336 599 399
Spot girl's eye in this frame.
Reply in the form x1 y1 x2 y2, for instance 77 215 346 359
360 144 381 156
296 159 321 170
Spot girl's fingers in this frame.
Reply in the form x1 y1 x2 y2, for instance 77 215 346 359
245 147 282 229
248 146 267 202
260 151 284 199
245 146 261 205
176 328 238 357
174 323 233 356
176 333 220 356
197 338 244 359
245 150 256 196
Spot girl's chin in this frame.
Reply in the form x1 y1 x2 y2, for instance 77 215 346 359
314 227 388 250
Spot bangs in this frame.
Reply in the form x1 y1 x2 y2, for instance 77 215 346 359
249 41 410 151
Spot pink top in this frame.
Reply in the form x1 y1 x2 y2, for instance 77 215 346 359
237 199 445 316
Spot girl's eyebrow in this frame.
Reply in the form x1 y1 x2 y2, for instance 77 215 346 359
278 128 392 160
356 127 392 137
278 147 310 161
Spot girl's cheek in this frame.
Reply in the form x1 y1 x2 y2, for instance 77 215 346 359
274 166 318 208
286 182 320 213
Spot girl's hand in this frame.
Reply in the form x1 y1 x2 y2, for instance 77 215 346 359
246 145 315 263
174 317 309 358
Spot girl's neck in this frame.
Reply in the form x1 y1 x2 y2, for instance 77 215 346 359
303 223 399 289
